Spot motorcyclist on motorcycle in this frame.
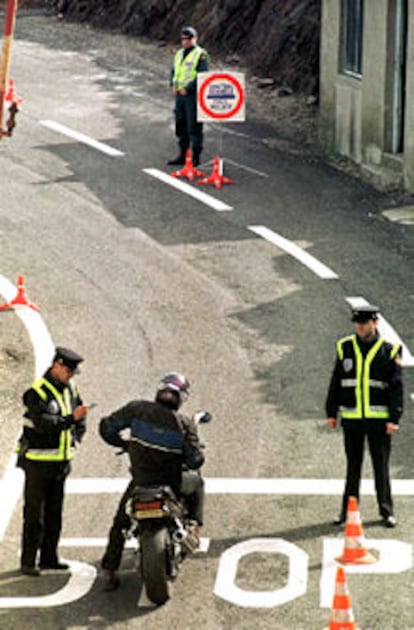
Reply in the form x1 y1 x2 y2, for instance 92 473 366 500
99 372 206 591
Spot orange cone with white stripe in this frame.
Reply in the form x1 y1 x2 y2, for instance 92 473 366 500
170 149 204 181
324 566 361 630
4 78 22 106
0 275 38 312
336 497 376 565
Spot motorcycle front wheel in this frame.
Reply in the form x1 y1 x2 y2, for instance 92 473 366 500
140 526 170 605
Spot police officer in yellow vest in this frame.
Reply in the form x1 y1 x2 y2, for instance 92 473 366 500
18 347 88 576
326 305 403 528
168 26 209 167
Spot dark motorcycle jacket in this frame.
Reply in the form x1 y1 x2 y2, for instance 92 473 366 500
99 400 204 496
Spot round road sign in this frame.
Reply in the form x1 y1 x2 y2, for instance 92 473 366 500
198 72 245 122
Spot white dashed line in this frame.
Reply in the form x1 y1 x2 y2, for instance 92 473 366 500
248 225 338 279
143 168 233 212
40 120 125 157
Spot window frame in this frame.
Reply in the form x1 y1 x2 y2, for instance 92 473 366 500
341 0 364 78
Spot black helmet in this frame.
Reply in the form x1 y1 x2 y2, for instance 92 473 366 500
156 372 190 409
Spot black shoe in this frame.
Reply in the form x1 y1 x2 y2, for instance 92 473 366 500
102 569 120 591
192 151 202 167
333 515 346 525
21 565 40 577
39 562 69 570
167 154 186 166
383 515 397 528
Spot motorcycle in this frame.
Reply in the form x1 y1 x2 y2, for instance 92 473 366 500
125 411 212 605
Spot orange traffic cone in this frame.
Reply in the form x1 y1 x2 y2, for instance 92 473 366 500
170 149 204 181
4 78 23 107
324 566 361 630
197 156 233 189
0 275 38 312
336 497 376 565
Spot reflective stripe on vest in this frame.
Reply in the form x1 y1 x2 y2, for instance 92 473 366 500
173 46 205 90
337 336 392 420
369 379 388 389
25 377 75 462
340 378 357 387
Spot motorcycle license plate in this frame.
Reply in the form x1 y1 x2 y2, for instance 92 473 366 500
134 500 166 520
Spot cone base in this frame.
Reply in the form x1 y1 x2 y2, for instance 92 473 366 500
336 551 377 565
170 167 204 181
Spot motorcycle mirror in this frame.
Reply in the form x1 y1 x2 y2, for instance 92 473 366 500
193 410 212 424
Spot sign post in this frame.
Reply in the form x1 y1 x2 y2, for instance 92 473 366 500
0 0 20 138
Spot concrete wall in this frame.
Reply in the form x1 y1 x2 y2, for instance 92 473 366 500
403 2 414 189
360 0 388 158
319 0 341 153
319 0 410 190
334 76 362 162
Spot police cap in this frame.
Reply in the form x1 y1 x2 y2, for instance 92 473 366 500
351 304 380 323
181 26 197 39
53 346 84 372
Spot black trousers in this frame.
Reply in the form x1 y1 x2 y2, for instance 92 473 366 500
180 470 204 525
101 479 134 571
21 460 69 567
174 94 203 153
340 422 393 519
101 472 205 571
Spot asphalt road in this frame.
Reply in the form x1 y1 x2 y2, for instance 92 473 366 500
0 11 413 630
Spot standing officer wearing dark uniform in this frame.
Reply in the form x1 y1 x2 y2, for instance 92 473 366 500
168 26 209 167
326 305 403 528
18 347 89 576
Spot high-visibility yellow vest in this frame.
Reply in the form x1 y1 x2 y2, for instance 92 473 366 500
24 377 76 462
172 46 207 90
336 335 400 420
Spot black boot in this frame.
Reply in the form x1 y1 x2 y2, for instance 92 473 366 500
168 150 186 166
192 149 202 167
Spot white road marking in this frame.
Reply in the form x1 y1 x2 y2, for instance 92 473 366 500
0 461 24 543
0 560 96 608
320 538 413 607
39 120 125 157
346 296 414 367
61 537 136 547
65 477 414 495
214 538 308 608
0 275 55 543
248 225 338 279
143 168 233 212
60 537 210 553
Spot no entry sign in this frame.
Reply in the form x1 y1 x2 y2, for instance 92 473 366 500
197 71 245 122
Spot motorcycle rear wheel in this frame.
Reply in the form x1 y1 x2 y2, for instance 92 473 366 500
140 527 170 605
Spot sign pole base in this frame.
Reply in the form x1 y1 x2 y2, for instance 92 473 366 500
197 156 233 189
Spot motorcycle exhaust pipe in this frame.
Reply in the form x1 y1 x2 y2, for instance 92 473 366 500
172 518 188 543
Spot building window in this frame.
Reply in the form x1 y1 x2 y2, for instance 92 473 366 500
342 0 364 77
